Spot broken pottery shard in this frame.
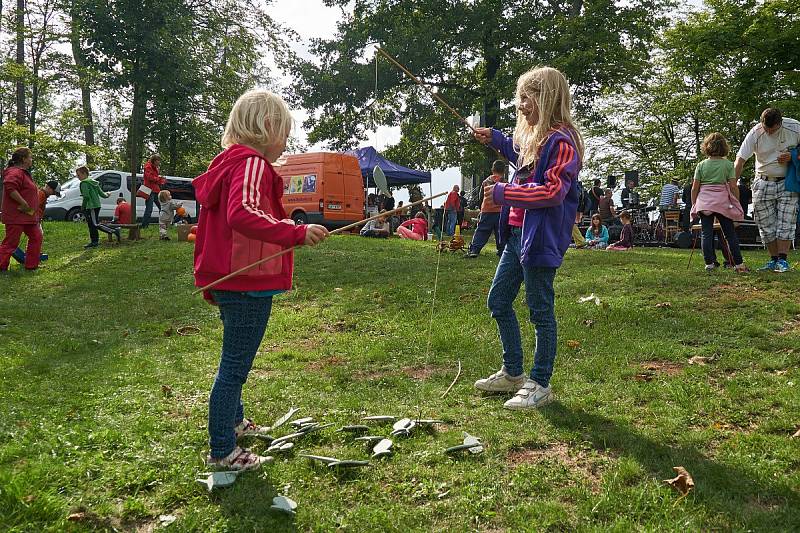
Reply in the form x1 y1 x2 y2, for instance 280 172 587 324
337 425 370 434
196 471 239 491
354 435 385 444
271 407 300 431
270 495 297 515
362 415 398 422
463 432 484 454
267 441 294 453
327 460 371 469
300 454 340 465
270 431 305 446
391 418 416 436
413 419 446 426
372 438 393 458
289 417 315 428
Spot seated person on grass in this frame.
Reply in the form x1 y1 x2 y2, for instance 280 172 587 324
584 214 609 249
607 210 633 251
360 211 390 238
396 211 428 240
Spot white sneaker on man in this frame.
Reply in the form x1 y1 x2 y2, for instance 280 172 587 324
474 368 526 392
503 379 554 410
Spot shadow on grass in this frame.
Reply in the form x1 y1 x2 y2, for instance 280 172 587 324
214 471 296 532
541 402 799 528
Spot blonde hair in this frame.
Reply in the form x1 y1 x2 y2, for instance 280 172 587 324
158 190 171 203
222 89 293 149
513 67 585 168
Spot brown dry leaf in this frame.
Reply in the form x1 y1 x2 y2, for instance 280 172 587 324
566 340 581 349
163 328 173 337
67 512 86 522
655 302 672 309
333 287 343 292
664 466 695 496
688 356 712 366
23 494 36 503
712 422 733 431
161 384 173 397
583 319 594 328
633 373 654 382
792 428 800 438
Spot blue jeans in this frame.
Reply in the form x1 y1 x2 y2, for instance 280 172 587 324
700 213 743 266
208 290 273 459
469 212 503 255
142 192 160 228
445 209 457 236
487 228 558 387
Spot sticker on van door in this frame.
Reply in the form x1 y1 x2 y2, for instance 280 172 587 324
284 174 317 194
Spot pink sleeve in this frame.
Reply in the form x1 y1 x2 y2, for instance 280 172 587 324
226 156 307 247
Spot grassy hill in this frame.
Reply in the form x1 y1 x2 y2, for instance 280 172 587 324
1 222 798 531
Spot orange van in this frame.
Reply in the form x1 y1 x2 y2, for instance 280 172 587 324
275 152 365 228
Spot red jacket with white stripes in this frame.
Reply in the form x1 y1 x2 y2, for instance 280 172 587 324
193 144 307 300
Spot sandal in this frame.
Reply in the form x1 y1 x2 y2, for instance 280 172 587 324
234 418 272 439
207 446 271 471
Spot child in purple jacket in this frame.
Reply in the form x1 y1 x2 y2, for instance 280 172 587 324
472 67 584 410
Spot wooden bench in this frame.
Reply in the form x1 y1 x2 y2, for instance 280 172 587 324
106 223 141 241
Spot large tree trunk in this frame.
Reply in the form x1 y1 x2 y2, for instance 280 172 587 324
69 15 96 165
167 107 178 175
15 0 26 131
127 80 147 217
481 0 502 177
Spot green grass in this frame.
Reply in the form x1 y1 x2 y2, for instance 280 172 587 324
1 222 799 532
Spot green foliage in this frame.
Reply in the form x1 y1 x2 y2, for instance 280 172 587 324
289 0 673 178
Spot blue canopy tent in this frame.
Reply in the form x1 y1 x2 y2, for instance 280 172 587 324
346 146 431 188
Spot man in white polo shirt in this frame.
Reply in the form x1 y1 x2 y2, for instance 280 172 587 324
735 108 800 272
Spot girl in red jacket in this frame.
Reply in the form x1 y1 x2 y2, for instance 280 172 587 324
0 147 43 271
194 90 328 471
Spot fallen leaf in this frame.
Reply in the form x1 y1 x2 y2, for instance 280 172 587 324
67 512 86 522
792 428 800 438
23 495 35 503
159 514 177 526
161 384 173 397
655 302 672 308
163 328 173 337
578 293 601 306
333 287 343 292
633 373 653 382
712 422 733 430
566 340 581 349
688 356 712 366
664 466 695 496
583 319 594 328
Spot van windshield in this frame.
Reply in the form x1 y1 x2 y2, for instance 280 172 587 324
61 177 80 191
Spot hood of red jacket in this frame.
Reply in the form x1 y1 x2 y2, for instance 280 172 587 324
194 145 269 210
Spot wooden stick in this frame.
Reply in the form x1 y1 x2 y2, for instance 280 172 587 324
375 47 511 166
440 360 461 399
192 190 448 295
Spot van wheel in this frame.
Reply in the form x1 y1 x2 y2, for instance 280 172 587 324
292 211 308 225
66 207 85 223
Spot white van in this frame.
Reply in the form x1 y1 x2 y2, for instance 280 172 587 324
45 170 197 223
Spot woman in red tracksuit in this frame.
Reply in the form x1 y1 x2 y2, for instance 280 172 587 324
0 147 43 271
194 89 328 471
141 154 166 228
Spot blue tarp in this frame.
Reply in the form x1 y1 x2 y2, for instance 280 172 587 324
346 146 431 188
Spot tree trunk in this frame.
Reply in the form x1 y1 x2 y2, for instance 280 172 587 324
128 81 147 218
69 15 96 165
481 0 502 176
15 0 26 131
166 105 178 175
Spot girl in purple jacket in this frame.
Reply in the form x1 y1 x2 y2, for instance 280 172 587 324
472 67 584 410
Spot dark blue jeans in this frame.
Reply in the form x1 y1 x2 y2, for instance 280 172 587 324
208 290 273 459
469 212 503 255
487 228 558 388
142 192 160 228
444 209 457 236
700 213 743 266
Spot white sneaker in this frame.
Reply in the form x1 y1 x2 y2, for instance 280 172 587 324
503 379 554 410
474 368 526 392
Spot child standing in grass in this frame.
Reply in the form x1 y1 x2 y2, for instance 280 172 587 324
157 190 181 240
194 89 329 470
691 132 748 272
472 67 584 410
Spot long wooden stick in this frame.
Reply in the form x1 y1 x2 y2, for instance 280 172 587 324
375 46 511 167
192 190 448 295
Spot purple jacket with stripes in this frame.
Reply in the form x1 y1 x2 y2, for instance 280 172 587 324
490 127 582 268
